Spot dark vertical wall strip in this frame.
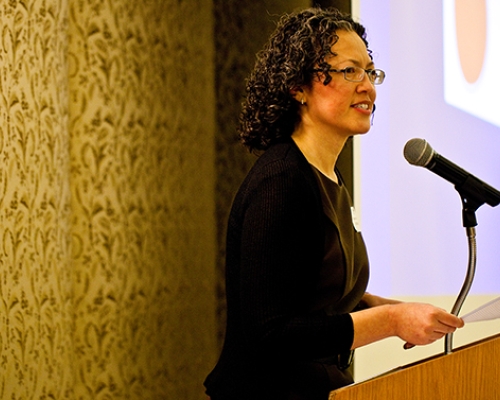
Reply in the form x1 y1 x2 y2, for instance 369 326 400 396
212 0 310 346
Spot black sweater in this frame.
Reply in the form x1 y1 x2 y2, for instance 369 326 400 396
205 140 369 400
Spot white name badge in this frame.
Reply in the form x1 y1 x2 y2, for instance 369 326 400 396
351 206 361 233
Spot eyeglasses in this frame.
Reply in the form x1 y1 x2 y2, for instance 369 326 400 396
313 66 386 85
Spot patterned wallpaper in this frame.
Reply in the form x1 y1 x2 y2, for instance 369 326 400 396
0 0 74 397
1 0 217 398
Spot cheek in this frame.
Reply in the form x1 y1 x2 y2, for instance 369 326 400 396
319 88 351 114
312 83 343 106
309 97 346 124
307 81 353 118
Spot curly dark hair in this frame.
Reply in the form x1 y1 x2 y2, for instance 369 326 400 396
239 7 371 152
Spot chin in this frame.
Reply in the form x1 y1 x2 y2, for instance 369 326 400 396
353 127 371 136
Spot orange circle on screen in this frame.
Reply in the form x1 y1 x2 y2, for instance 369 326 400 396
455 0 487 83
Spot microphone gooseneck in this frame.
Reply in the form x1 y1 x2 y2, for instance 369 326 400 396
403 138 484 354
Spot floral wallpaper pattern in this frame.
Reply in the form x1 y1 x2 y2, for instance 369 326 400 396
1 0 217 398
0 0 73 397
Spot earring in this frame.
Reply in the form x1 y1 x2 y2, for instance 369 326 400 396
301 97 305 105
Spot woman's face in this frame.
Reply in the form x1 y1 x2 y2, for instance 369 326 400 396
299 30 377 139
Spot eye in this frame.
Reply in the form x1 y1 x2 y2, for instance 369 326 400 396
343 66 357 74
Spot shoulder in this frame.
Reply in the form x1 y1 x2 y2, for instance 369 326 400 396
250 140 313 181
234 140 321 210
259 140 306 164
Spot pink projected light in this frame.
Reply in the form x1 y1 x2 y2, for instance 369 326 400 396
455 0 486 84
444 0 500 127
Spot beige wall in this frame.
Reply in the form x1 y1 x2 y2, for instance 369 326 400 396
0 0 74 396
1 0 217 398
68 0 219 398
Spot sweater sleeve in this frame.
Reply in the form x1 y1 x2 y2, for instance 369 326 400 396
234 156 354 360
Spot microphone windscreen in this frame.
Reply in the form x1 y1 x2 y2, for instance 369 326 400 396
404 138 434 167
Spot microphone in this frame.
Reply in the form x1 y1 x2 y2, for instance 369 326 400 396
403 138 500 207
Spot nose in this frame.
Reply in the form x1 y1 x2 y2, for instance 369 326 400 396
357 73 376 96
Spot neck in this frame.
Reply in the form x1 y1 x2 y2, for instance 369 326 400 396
292 127 347 183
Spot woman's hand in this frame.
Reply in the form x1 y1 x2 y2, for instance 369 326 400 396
350 301 464 350
389 302 464 347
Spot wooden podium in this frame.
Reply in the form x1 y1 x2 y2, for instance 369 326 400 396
329 333 500 400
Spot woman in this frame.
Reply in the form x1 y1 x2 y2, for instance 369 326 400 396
204 7 463 400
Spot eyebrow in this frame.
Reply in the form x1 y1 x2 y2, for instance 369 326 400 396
338 58 375 68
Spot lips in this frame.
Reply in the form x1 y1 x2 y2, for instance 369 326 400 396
352 102 372 112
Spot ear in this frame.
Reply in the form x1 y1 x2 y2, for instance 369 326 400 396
290 87 304 103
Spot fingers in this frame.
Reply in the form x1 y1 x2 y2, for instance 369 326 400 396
438 313 465 329
398 304 464 349
432 319 461 336
434 306 464 325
